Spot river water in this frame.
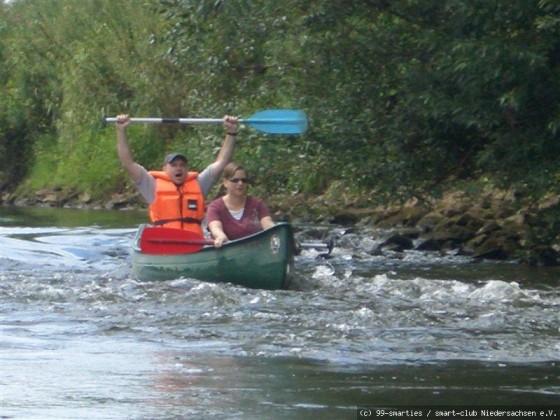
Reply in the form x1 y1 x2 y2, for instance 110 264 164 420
1 207 559 419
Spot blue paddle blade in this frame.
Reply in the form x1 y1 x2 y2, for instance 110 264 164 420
243 109 308 134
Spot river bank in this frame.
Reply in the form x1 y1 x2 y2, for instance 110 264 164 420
2 186 560 267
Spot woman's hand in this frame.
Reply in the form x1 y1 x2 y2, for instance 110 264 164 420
213 232 229 248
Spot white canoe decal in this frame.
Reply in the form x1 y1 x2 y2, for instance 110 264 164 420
270 234 280 254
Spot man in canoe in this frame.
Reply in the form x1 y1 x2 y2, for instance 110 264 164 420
115 114 239 237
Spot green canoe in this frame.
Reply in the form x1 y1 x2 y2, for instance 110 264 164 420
131 222 296 290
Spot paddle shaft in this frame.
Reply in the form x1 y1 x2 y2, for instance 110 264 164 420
148 238 329 248
147 237 333 252
300 242 330 250
299 238 335 255
104 117 280 125
147 238 214 246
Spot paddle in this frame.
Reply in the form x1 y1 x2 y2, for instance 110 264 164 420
299 239 335 255
102 109 308 134
140 226 213 255
140 226 334 256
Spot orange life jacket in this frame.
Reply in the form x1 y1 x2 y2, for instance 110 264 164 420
148 171 205 236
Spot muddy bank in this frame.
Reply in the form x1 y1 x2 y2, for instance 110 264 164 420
2 187 560 266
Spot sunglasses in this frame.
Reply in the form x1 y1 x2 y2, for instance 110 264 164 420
229 177 249 184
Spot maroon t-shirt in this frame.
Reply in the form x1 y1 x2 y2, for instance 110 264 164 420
207 196 272 240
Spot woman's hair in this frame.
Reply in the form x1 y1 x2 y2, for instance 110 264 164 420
222 162 248 180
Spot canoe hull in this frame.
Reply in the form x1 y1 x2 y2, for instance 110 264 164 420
131 223 295 290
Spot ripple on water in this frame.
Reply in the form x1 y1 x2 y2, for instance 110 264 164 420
1 224 560 365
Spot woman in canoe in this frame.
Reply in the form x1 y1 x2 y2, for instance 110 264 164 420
207 162 275 247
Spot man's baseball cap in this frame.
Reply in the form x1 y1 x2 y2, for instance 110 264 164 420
163 152 187 164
